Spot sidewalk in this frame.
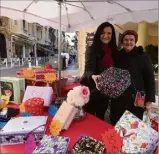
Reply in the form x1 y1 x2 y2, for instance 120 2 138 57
62 63 80 76
0 63 28 70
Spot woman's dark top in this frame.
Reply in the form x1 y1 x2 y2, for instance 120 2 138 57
114 46 155 102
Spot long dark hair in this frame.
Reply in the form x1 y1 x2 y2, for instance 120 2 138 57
91 22 117 54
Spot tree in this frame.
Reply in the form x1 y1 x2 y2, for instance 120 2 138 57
145 44 158 72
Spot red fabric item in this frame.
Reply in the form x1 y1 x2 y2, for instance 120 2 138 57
101 44 114 70
1 104 113 153
155 147 158 154
62 83 81 96
24 97 44 116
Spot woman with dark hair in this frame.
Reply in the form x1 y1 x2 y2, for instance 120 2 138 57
110 30 155 125
81 22 117 120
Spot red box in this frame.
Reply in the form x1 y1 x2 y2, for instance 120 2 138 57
24 97 44 116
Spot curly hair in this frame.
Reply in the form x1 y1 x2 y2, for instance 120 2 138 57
91 22 117 54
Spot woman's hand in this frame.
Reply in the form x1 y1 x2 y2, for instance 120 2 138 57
145 101 152 112
92 75 101 90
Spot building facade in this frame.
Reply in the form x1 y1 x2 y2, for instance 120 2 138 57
0 17 67 60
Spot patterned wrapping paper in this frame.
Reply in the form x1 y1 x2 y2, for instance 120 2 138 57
33 135 70 154
24 97 44 116
96 67 131 98
115 110 158 154
72 136 105 154
16 68 57 81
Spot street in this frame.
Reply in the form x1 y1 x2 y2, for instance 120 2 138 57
0 66 27 77
0 63 80 77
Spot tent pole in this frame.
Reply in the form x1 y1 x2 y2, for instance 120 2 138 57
58 0 62 96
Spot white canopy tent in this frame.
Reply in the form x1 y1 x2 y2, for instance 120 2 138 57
0 0 158 86
0 1 158 31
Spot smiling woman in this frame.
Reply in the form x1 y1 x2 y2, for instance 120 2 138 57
110 30 156 125
80 22 117 121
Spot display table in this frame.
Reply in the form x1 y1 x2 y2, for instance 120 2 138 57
0 104 113 153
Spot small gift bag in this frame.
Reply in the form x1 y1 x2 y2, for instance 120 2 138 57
115 110 158 154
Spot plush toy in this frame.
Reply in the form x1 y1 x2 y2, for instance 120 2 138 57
0 95 10 109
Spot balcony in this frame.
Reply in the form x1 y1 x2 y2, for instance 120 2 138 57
36 23 43 31
22 28 28 36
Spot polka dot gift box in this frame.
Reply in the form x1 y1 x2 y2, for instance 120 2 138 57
24 97 44 116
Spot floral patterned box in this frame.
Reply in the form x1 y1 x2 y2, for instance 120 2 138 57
33 135 70 154
115 110 158 154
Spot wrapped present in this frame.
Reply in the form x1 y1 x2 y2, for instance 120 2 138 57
24 97 44 116
155 147 158 154
22 86 53 106
0 77 25 104
33 135 70 154
17 68 57 82
54 101 78 130
0 116 47 145
150 96 158 122
72 136 105 154
115 110 158 154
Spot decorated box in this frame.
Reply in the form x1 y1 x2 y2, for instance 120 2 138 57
22 86 53 106
0 116 47 145
54 101 78 130
16 68 57 81
72 136 105 154
33 135 70 153
24 97 44 116
0 77 25 104
115 110 158 154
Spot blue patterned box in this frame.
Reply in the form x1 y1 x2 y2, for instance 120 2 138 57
33 135 70 154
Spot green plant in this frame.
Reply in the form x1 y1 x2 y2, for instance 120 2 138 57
145 44 158 72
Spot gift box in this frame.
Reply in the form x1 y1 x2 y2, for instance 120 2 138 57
22 86 53 106
115 110 158 154
72 136 105 154
33 135 70 153
0 116 47 145
0 77 25 104
16 68 57 81
54 101 78 130
24 97 44 116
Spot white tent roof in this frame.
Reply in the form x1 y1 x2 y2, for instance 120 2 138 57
0 0 158 31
